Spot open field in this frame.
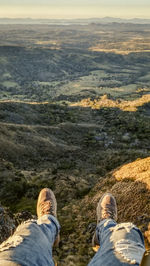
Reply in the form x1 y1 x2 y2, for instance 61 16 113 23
0 23 150 102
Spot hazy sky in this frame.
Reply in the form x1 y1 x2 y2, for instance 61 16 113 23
0 0 150 19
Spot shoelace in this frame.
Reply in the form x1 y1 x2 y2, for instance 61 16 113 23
39 201 54 217
101 204 115 219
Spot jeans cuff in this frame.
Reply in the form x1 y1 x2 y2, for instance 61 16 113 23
37 214 61 236
47 214 61 235
96 219 116 242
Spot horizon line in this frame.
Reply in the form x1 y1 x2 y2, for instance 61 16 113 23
0 16 150 20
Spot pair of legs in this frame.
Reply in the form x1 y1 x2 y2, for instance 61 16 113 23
0 189 145 265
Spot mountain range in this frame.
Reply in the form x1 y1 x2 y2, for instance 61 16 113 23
0 17 150 25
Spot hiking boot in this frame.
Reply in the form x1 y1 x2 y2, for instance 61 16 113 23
92 193 117 248
37 188 57 218
37 188 60 246
97 192 117 223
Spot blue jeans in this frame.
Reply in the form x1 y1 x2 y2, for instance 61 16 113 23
88 219 145 266
0 217 145 266
0 215 60 266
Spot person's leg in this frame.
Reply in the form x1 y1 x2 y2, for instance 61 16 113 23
0 188 60 266
88 193 145 266
89 219 145 266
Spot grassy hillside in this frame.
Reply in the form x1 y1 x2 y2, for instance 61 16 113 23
0 94 149 264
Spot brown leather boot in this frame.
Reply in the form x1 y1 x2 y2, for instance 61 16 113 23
37 188 60 246
92 193 117 248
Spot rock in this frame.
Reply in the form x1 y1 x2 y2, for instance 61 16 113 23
122 133 130 142
0 206 16 244
68 175 76 182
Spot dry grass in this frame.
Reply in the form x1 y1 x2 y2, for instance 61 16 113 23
35 40 60 50
89 37 150 54
71 94 150 112
114 157 150 189
0 100 50 105
89 48 150 55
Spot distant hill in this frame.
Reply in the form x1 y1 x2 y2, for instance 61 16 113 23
0 17 150 25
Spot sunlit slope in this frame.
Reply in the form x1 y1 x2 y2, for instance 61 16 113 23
71 94 150 112
59 157 150 265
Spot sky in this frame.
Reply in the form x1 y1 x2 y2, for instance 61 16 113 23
0 0 150 19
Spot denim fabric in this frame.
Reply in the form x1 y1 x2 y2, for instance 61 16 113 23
88 219 145 266
0 215 60 266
